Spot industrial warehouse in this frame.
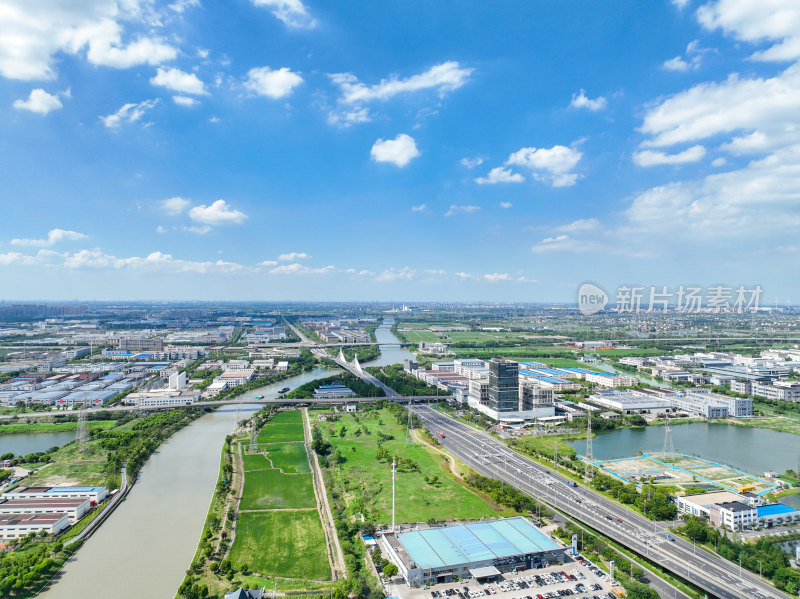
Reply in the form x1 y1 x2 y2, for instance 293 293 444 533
379 517 567 587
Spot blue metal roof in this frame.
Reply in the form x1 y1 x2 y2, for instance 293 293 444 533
396 518 560 569
757 504 798 517
45 487 104 493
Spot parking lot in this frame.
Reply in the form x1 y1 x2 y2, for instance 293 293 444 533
385 555 619 599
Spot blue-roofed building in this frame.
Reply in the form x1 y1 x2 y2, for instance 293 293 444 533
313 383 355 399
757 504 800 527
379 517 566 586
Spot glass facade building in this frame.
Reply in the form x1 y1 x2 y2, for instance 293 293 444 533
488 358 519 413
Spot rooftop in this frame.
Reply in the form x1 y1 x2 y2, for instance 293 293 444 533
394 517 561 569
757 504 799 517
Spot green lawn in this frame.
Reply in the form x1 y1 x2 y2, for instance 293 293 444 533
239 469 316 510
315 407 498 523
229 511 331 580
268 410 304 424
257 422 305 443
266 442 310 473
243 453 270 471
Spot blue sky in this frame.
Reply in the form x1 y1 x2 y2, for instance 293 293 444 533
1 0 799 303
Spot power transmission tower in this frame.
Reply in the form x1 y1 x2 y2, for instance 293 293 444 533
76 406 88 451
405 398 414 447
663 415 674 455
250 421 258 453
585 414 594 479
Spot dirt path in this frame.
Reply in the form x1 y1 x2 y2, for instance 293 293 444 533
222 440 246 558
412 428 462 478
303 407 347 580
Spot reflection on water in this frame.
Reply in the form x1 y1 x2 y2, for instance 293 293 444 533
1 431 76 455
367 317 416 367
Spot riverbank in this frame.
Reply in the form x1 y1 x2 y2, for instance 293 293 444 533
0 420 117 435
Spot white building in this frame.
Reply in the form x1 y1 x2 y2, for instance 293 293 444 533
0 512 70 539
3 486 108 504
588 389 674 415
0 497 91 524
168 371 187 390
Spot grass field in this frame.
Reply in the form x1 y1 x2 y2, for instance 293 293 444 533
229 511 331 580
314 407 499 523
266 442 311 473
268 410 304 424
0 420 117 435
239 467 316 510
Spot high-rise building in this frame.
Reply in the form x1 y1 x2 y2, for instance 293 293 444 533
488 359 519 414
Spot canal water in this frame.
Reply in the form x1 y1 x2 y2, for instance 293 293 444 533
0 431 76 456
37 366 337 599
368 317 416 367
566 422 800 479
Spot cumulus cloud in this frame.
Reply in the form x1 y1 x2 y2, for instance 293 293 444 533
251 0 317 29
277 252 311 261
60 249 245 273
370 134 420 167
160 196 191 215
327 61 472 126
156 225 168 234
0 1 177 81
375 266 416 282
697 0 800 61
245 66 303 99
101 99 158 128
173 95 198 107
505 145 582 187
500 202 513 209
555 218 601 232
444 205 480 217
411 204 427 212
269 263 335 275
662 40 707 72
188 199 248 225
475 167 524 185
10 229 88 247
13 89 64 114
332 61 473 104
633 145 707 167
569 89 607 111
459 157 484 169
150 67 207 95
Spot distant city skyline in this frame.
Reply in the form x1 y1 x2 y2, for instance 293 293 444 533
1 1 799 302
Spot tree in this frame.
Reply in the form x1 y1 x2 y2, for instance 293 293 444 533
382 563 399 577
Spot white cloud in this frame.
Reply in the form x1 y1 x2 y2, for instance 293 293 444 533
244 66 303 99
101 99 158 128
251 0 317 29
370 134 420 167
639 62 800 153
459 157 484 169
10 228 88 247
160 196 191 215
697 0 800 61
475 167 524 185
500 202 513 209
662 40 707 72
259 260 278 267
169 0 200 13
183 225 212 235
569 89 607 111
156 225 168 234
326 107 371 127
712 157 728 166
0 1 177 81
633 145 707 167
672 0 691 9
332 61 473 105
13 89 63 114
375 266 416 282
277 252 311 261
531 234 598 253
173 95 198 107
484 273 512 282
626 144 800 237
188 199 248 225
555 218 601 232
59 249 245 273
150 67 207 95
269 263 335 275
411 204 427 212
505 145 582 187
444 204 480 217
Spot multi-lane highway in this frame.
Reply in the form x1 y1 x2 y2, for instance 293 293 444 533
411 404 790 599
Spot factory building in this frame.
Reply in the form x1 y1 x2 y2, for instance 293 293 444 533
0 497 90 524
3 486 108 504
379 518 567 587
0 512 70 539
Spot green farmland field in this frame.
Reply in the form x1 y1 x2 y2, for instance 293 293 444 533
266 441 310 473
239 468 316 510
229 511 331 580
257 422 305 443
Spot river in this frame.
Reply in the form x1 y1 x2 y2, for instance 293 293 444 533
37 365 338 599
366 317 416 367
567 422 800 480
